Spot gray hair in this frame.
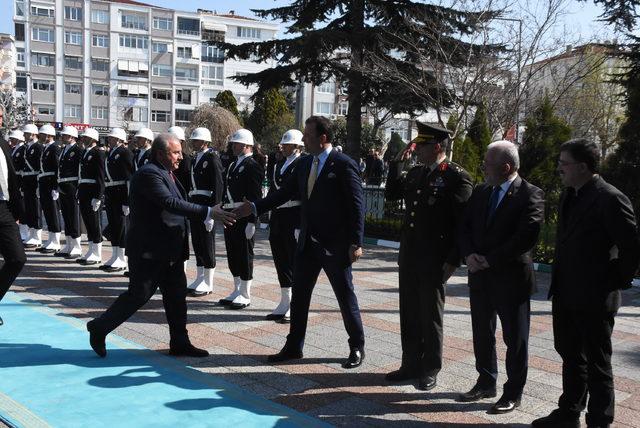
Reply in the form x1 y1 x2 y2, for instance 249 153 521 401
151 132 180 162
487 140 520 171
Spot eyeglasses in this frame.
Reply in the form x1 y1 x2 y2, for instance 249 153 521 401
557 160 582 167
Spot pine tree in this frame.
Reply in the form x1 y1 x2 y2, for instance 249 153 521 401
383 132 406 162
214 90 240 119
449 113 481 182
245 88 295 152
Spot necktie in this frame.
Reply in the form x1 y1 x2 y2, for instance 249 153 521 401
170 171 177 182
487 186 501 220
307 156 319 198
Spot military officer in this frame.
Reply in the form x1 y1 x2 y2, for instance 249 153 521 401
8 129 28 241
265 129 304 323
133 128 153 171
37 124 62 254
21 124 43 248
385 122 473 391
186 127 224 296
219 129 263 309
100 128 133 272
54 126 83 258
77 128 106 265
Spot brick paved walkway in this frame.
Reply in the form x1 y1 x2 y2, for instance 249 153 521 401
8 228 640 427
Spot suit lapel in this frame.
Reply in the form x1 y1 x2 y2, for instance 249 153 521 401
559 178 600 243
486 176 521 229
312 149 336 192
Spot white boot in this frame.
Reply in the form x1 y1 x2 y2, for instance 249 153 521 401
35 229 43 244
102 245 119 267
19 224 29 241
187 266 205 292
270 287 292 317
230 280 251 309
204 268 215 293
192 267 214 296
85 242 102 264
68 237 83 258
24 228 42 247
58 237 71 255
42 232 61 253
78 242 91 262
220 276 241 305
105 247 127 271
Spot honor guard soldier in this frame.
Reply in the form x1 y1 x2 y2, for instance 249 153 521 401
101 128 133 272
133 128 153 171
77 128 106 265
168 126 192 192
8 130 28 241
385 122 473 391
21 124 43 248
219 129 263 309
37 124 63 254
55 126 83 258
186 127 224 296
265 129 304 323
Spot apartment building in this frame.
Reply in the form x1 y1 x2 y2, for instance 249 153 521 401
13 0 278 133
0 34 17 91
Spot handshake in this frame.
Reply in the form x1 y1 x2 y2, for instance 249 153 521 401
207 201 255 238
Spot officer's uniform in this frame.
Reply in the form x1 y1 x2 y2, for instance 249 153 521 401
104 145 133 248
385 123 473 384
57 142 83 241
22 140 42 233
38 141 62 237
10 142 26 226
78 146 105 250
133 148 150 171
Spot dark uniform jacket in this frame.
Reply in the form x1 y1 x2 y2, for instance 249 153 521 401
58 143 82 181
38 142 61 187
223 155 263 223
267 155 303 234
78 147 106 200
23 142 42 178
104 145 134 205
133 148 150 171
188 148 224 206
386 160 473 271
11 143 26 178
175 152 191 192
550 176 640 311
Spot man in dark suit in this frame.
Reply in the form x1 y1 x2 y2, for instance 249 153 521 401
87 133 235 358
385 122 473 391
0 108 27 326
532 139 640 428
234 115 366 368
458 140 544 414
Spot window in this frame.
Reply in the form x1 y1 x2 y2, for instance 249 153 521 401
91 9 109 24
65 83 82 94
338 102 348 116
92 84 109 96
315 102 333 115
202 45 224 63
122 107 148 122
152 42 168 53
15 23 25 42
16 72 27 92
118 85 148 99
64 6 82 21
32 27 54 43
152 64 172 77
121 13 147 30
174 109 193 122
15 1 25 17
16 48 25 67
152 89 171 100
176 46 193 59
31 6 54 17
37 106 55 115
117 61 149 77
175 89 192 105
91 58 109 72
153 17 172 30
91 107 108 120
201 65 223 86
175 67 196 82
64 104 81 118
317 81 335 94
119 34 148 50
177 17 199 36
151 110 170 122
202 89 218 102
92 34 109 48
32 80 55 91
32 52 54 67
65 56 83 70
65 31 82 45
236 26 261 39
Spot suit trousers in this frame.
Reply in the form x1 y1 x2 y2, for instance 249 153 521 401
8 185 25 225
79 194 102 243
38 179 61 233
0 201 26 301
285 240 365 352
105 188 126 247
552 297 616 425
268 224 297 288
59 182 80 238
22 176 41 229
223 218 254 280
398 264 445 377
469 285 530 398
92 257 189 347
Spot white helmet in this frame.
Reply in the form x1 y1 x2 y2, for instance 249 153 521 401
168 126 185 141
229 128 254 146
135 127 154 141
190 127 212 143
61 125 79 139
39 124 57 137
108 127 127 142
81 127 100 142
280 129 304 146
9 129 25 142
23 123 39 135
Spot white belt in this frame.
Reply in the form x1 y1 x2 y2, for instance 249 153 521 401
223 202 243 209
105 180 127 187
58 176 78 183
22 171 39 176
37 172 56 179
276 200 301 209
79 179 97 184
189 190 214 197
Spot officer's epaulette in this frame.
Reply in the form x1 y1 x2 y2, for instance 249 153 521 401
445 161 464 174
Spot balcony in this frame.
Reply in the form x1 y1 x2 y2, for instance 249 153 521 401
177 17 200 37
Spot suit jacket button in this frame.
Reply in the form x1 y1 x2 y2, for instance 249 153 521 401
417 189 421 194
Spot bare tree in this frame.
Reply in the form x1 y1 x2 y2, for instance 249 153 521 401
0 89 32 133
188 104 241 151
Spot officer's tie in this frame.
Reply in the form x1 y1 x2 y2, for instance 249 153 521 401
487 186 501 221
307 156 319 198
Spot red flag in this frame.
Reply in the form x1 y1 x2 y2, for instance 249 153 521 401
504 125 516 142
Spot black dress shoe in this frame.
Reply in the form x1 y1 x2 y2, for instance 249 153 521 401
531 409 580 427
102 266 125 272
457 384 497 402
276 315 290 324
418 375 437 391
65 254 80 260
218 298 232 306
342 347 365 369
385 367 418 382
169 344 209 358
87 322 107 358
265 313 284 321
229 301 250 310
54 251 70 257
267 348 303 363
123 271 130 277
488 396 521 414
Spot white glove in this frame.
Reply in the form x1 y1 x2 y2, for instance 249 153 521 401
245 223 256 240
51 190 59 200
122 205 130 216
204 218 214 232
294 228 300 242
91 198 101 212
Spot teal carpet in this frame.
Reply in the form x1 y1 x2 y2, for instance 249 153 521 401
0 293 327 428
